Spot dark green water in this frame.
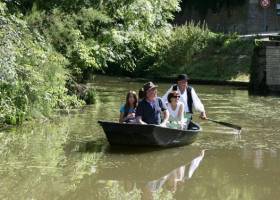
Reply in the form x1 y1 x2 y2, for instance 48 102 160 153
1 76 280 200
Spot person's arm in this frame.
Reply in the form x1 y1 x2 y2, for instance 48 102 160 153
178 103 184 123
119 106 126 123
191 88 207 119
159 98 169 126
136 116 147 125
161 110 169 126
135 102 147 124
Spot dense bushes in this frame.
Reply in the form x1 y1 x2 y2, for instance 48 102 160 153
5 0 253 82
151 22 214 76
187 32 254 80
1 0 181 125
151 23 254 80
20 0 180 80
0 2 83 125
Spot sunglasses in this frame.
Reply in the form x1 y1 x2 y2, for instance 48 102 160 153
147 88 157 92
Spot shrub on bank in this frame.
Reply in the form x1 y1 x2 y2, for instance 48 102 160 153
150 23 254 81
0 3 83 125
188 33 254 80
151 22 214 76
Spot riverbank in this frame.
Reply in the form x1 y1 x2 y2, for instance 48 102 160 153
93 75 249 89
150 73 249 87
154 78 249 87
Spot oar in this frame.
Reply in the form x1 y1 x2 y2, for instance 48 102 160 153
207 118 242 131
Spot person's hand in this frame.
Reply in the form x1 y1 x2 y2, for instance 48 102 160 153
127 113 135 119
200 112 207 120
160 122 167 127
179 121 185 130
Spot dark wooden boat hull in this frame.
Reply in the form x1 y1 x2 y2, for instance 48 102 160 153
98 121 201 147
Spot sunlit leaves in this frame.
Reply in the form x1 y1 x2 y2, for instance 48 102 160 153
20 0 181 76
0 5 83 125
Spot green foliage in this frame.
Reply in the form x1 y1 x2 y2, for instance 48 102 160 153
1 0 255 126
152 22 214 76
188 33 254 80
151 22 254 80
1 0 182 126
83 88 97 105
21 0 180 79
0 3 83 125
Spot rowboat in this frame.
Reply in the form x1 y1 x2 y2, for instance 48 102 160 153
98 121 201 147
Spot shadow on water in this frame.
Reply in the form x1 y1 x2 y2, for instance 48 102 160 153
105 145 167 155
65 138 176 155
64 138 108 154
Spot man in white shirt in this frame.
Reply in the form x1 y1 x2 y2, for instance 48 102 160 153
162 74 207 120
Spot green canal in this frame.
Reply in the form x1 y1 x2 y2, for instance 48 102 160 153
1 76 280 200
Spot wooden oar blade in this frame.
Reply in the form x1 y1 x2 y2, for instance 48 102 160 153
215 121 242 130
208 118 242 131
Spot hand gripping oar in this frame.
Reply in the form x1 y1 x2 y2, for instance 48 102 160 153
207 118 242 131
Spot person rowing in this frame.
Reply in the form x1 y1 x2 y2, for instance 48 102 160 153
162 74 207 122
136 82 169 127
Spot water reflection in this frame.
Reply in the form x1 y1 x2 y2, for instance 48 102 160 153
241 148 279 170
254 149 264 169
97 150 206 200
147 150 205 192
0 117 105 200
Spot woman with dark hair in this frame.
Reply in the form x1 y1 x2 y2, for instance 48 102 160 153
119 91 138 123
167 91 184 129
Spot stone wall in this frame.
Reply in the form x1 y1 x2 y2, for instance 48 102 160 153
175 0 280 34
249 38 280 94
266 44 280 91
249 44 267 94
247 0 280 33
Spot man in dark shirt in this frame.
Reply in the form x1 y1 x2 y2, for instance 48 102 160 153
136 82 169 126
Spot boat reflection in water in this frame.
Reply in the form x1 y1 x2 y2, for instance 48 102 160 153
97 149 206 199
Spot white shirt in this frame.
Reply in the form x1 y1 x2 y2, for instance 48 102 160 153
162 85 205 113
167 102 184 121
